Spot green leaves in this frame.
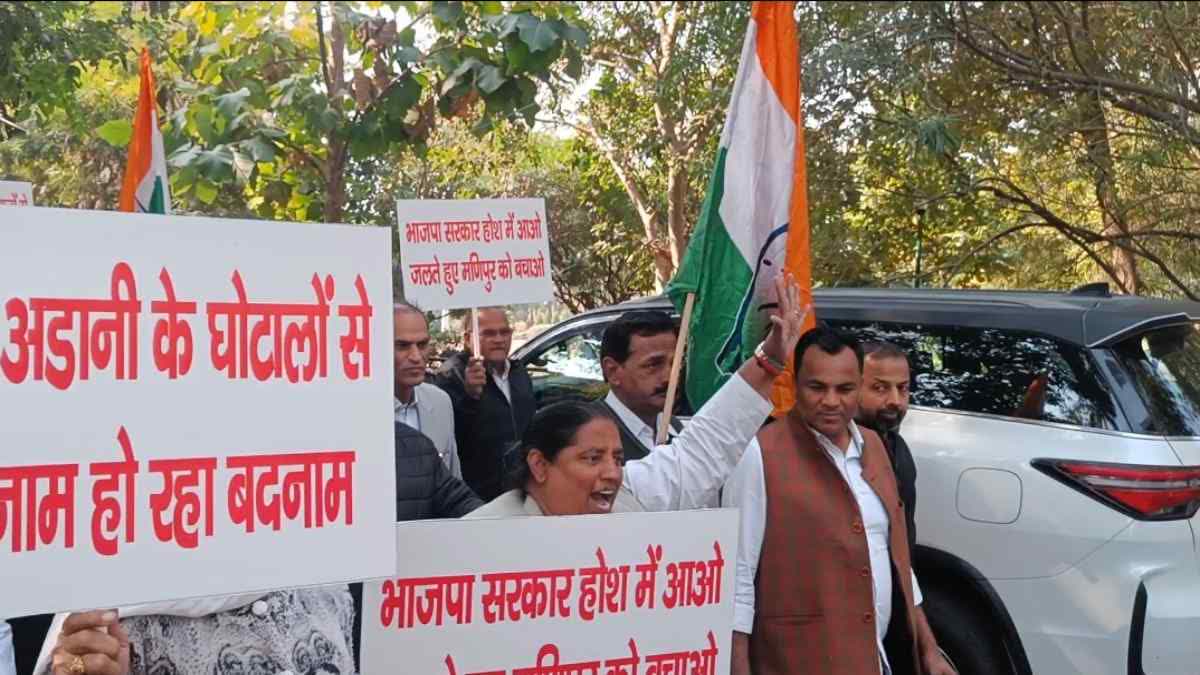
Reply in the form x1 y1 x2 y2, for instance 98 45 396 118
242 135 277 161
520 17 560 52
194 179 219 204
396 46 422 65
476 64 507 94
194 147 234 178
385 75 422 117
560 24 589 49
89 2 124 23
215 87 252 121
5 0 590 224
432 1 464 26
95 119 133 147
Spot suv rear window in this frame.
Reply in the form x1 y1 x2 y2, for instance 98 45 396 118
835 321 1120 430
1111 323 1200 436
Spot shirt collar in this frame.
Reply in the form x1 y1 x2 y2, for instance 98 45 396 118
493 360 510 379
394 386 420 411
809 420 864 459
605 390 654 441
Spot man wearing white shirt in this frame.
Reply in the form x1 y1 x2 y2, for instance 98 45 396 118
468 273 810 518
724 327 952 675
598 310 683 461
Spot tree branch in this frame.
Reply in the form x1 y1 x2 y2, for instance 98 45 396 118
948 3 1200 115
1046 1 1091 77
1121 235 1200 301
967 174 1200 299
970 175 1133 293
314 2 334 96
943 222 1047 283
1155 1 1200 101
0 112 28 134
274 135 326 183
1103 94 1200 147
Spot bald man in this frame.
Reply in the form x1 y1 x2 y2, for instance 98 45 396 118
433 307 535 501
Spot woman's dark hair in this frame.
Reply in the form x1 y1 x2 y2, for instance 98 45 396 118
504 401 617 491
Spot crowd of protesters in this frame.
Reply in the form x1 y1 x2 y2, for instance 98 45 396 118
11 273 960 675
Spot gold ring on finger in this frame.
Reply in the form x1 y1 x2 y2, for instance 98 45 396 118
68 655 86 675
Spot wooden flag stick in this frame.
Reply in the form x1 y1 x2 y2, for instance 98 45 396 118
471 307 482 357
658 292 696 445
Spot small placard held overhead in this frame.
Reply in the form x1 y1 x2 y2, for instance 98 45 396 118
396 198 554 311
0 180 34 207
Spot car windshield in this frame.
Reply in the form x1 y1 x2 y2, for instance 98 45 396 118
1112 322 1200 436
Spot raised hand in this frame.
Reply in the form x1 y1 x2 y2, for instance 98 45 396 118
760 272 812 367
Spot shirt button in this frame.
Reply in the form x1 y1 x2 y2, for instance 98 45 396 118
862 611 873 624
251 600 269 617
860 566 871 578
851 521 864 534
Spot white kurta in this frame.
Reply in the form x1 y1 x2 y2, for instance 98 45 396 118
469 372 773 518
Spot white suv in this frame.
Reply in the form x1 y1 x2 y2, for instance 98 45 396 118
513 286 1200 675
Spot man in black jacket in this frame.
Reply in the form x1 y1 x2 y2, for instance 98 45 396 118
856 341 956 675
434 307 535 501
350 421 482 666
856 341 919 549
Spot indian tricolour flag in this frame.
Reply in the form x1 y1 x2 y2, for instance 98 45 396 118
118 48 171 214
667 0 815 414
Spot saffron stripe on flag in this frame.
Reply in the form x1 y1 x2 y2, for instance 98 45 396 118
667 0 814 415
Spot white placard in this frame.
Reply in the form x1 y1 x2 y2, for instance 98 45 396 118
0 180 33 207
0 207 396 617
362 509 737 675
396 198 554 311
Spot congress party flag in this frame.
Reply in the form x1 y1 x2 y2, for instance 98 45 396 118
118 48 171 214
667 1 815 414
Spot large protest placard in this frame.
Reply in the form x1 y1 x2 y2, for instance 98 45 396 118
396 198 554 311
0 207 395 617
0 180 34 207
362 509 737 675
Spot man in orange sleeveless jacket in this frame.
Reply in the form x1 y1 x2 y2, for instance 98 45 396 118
723 327 947 675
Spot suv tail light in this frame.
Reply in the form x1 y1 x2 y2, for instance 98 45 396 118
1032 459 1200 521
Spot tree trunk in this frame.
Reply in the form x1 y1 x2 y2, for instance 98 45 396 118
1078 89 1141 294
666 160 689 271
323 143 347 223
590 132 674 288
1068 5 1140 294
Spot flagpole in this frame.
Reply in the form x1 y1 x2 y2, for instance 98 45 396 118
657 292 695 445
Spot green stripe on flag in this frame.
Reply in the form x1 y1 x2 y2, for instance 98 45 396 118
147 176 166 214
667 148 755 409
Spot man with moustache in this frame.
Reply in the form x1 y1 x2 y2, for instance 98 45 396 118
597 310 684 461
857 342 956 674
724 327 956 675
856 342 919 550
